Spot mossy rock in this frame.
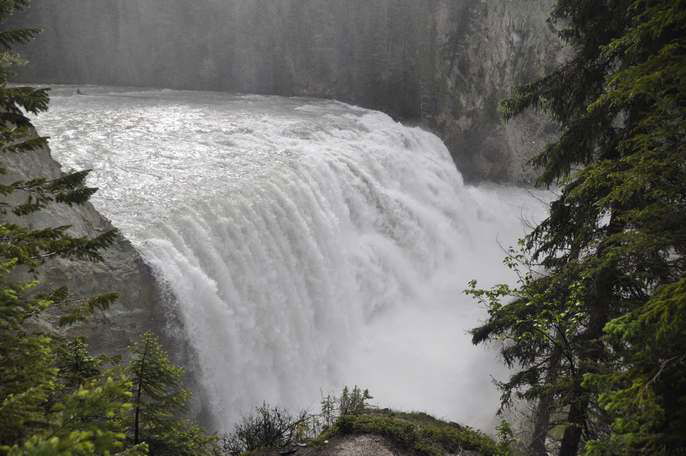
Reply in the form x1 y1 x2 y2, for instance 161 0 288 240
318 409 505 456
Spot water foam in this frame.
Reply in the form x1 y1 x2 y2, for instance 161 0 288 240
33 87 545 431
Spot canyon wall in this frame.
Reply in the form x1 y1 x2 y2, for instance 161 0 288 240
11 0 562 182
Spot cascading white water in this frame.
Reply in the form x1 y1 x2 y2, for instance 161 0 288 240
32 86 545 432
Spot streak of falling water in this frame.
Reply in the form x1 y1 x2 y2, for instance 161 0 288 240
32 86 546 431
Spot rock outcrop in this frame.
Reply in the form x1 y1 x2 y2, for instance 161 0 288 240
311 435 480 456
255 434 480 456
249 408 496 456
11 0 563 182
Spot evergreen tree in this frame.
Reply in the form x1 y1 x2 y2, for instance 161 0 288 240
338 385 372 416
319 393 336 430
469 0 685 454
127 332 216 456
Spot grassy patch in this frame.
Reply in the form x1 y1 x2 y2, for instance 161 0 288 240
319 409 504 456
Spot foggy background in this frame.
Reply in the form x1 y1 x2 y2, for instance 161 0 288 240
12 0 562 181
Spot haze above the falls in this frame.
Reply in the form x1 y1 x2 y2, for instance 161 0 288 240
31 86 546 431
14 0 561 182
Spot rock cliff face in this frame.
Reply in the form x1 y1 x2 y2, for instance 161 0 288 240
429 0 564 182
0 139 205 416
11 0 562 182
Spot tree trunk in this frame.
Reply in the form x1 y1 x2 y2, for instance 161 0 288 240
558 304 608 456
558 215 622 455
559 385 589 456
133 338 150 445
529 346 563 456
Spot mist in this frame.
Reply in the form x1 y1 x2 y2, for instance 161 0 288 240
15 0 461 118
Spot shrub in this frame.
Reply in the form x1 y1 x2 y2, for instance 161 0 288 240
221 403 307 454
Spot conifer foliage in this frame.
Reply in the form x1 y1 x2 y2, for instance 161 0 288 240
469 1 685 455
128 332 216 456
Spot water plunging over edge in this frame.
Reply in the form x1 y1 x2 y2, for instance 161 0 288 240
32 86 547 431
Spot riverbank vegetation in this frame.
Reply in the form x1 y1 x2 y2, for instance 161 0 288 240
220 387 507 456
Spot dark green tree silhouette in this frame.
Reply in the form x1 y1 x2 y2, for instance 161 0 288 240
127 332 215 456
469 0 686 455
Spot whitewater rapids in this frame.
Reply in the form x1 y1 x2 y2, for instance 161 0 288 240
32 86 545 432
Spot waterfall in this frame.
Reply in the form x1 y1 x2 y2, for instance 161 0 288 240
33 86 544 431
